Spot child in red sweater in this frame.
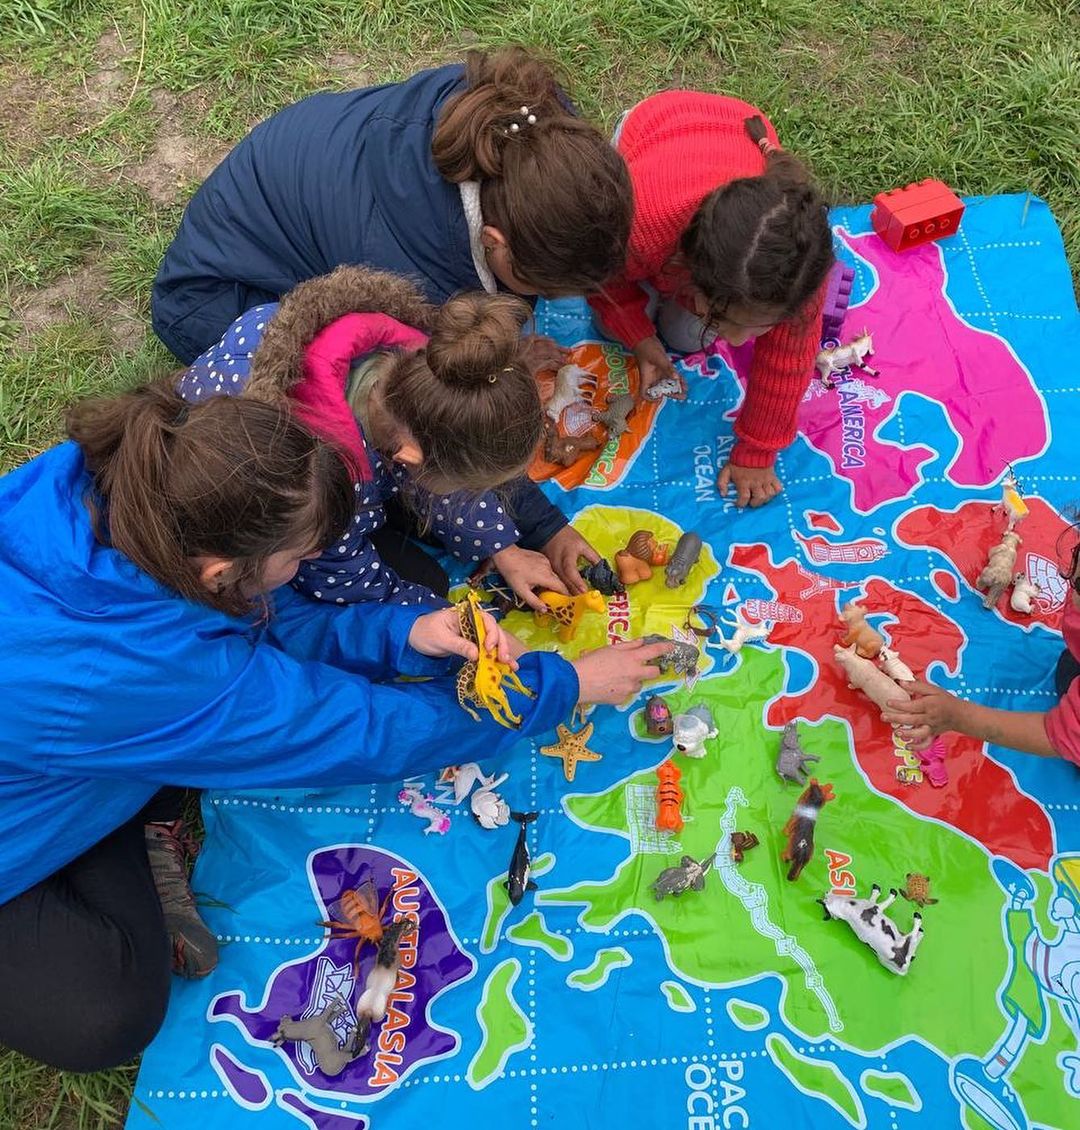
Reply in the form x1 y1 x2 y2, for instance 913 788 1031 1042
589 91 834 508
884 538 1080 765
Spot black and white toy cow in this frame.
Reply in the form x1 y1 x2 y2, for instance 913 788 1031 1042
819 884 924 976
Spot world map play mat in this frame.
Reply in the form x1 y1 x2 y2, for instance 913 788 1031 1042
128 194 1080 1130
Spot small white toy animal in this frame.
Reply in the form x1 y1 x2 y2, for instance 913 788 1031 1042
819 884 924 976
718 614 773 654
442 762 489 803
671 706 718 759
815 331 879 385
546 364 597 421
834 643 910 712
878 647 915 684
470 772 510 830
975 530 1022 610
1009 572 1042 615
644 375 683 402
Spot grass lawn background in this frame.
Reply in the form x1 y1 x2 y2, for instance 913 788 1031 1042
1 0 1078 1125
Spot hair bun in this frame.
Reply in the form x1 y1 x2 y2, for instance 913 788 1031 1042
426 292 532 389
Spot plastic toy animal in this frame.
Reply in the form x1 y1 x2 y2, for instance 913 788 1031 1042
998 468 1029 530
665 532 703 588
593 393 635 437
539 721 602 782
624 530 670 566
506 811 538 906
650 855 712 900
546 363 597 421
644 694 673 737
900 873 939 908
581 558 621 595
975 530 1022 609
815 331 879 386
640 634 700 678
438 762 490 804
655 759 684 833
819 884 924 975
614 549 652 586
317 877 390 978
916 737 948 787
730 831 760 864
834 643 911 712
839 601 884 659
272 999 359 1077
776 721 820 785
398 786 451 835
351 918 416 1056
878 646 915 683
781 780 835 881
717 613 772 654
1010 572 1042 614
543 418 602 466
455 591 535 728
471 772 510 830
644 375 683 401
671 705 718 758
534 588 607 643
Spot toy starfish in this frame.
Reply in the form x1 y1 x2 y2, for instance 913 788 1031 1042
540 722 603 782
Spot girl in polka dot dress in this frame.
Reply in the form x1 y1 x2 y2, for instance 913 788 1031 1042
177 265 600 612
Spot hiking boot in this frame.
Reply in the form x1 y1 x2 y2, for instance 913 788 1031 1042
145 819 219 979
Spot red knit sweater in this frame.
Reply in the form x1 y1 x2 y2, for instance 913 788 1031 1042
589 91 825 469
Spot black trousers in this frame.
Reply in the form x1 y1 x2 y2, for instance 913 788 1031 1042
0 797 178 1071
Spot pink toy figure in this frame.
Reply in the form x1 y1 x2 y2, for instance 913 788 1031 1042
814 331 880 386
398 786 451 835
834 643 911 712
917 738 949 788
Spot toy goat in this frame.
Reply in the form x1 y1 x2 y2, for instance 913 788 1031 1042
593 393 635 438
1010 572 1042 614
839 601 884 659
975 530 1022 610
834 643 910 712
815 331 879 386
272 999 358 1077
819 884 924 976
671 705 718 759
546 364 597 421
718 613 772 654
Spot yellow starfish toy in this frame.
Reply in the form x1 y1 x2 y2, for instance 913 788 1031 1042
455 592 534 729
540 722 603 782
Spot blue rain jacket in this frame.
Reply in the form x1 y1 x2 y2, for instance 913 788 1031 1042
0 444 578 904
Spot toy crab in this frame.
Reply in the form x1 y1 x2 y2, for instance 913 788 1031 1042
455 591 535 728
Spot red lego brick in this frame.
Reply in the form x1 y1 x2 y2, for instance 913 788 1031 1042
871 179 965 251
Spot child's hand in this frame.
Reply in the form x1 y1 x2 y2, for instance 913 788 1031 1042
632 336 686 400
542 526 601 595
571 638 674 705
881 679 965 749
408 607 517 667
492 545 567 612
520 334 570 374
718 461 783 508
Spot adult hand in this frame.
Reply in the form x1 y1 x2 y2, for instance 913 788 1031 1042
881 679 965 750
571 638 673 705
521 334 570 375
542 526 601 595
408 606 517 667
717 461 783 508
632 336 685 400
492 545 567 612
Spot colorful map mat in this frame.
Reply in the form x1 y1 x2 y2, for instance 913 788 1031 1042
128 195 1080 1130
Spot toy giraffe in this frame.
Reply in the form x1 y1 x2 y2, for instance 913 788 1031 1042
455 592 534 729
534 589 607 643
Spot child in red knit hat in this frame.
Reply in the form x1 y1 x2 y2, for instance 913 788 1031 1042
589 92 835 509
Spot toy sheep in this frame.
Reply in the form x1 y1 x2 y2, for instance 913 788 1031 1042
1010 572 1042 614
819 884 924 976
671 705 718 759
975 530 1022 609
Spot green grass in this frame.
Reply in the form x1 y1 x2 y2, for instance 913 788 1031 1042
0 0 1077 1124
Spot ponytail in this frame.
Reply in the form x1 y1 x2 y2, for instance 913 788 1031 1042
67 379 353 615
680 113 833 325
383 292 543 493
432 48 631 295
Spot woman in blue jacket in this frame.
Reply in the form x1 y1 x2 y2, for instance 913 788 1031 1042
0 381 666 1071
152 48 631 363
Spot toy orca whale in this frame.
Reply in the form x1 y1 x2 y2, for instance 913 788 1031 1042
506 811 538 905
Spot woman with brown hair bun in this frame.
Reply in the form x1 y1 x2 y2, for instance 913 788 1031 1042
152 47 632 365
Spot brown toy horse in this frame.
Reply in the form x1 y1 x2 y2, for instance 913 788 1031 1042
781 780 835 881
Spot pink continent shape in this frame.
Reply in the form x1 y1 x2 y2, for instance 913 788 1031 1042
793 228 1048 510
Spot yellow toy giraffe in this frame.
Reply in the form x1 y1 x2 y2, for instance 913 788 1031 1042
534 589 607 643
455 592 535 729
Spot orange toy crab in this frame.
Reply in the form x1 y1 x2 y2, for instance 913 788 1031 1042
316 877 390 979
534 588 607 643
